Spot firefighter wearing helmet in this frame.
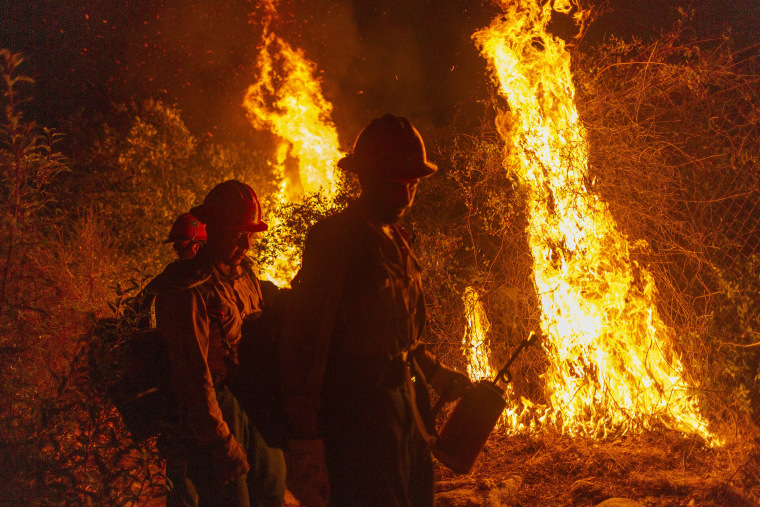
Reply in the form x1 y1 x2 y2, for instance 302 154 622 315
282 115 471 506
123 212 208 330
155 180 285 507
164 212 208 260
150 212 208 506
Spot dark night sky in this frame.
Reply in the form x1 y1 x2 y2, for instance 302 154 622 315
1 0 758 144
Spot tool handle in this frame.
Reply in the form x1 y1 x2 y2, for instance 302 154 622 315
493 331 539 385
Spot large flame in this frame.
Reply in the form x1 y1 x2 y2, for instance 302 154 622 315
473 0 714 441
243 0 344 285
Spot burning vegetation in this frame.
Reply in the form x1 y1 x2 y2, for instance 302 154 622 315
474 0 712 442
1 1 760 505
243 0 346 286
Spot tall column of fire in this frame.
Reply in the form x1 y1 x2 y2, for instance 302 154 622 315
243 0 345 286
473 0 713 441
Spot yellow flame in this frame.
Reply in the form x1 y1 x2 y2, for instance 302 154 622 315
462 287 494 382
473 0 715 442
462 287 535 433
243 1 345 285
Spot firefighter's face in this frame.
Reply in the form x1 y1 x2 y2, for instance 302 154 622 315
210 228 257 267
172 240 201 260
362 177 420 224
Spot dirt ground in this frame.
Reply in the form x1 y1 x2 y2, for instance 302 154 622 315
280 424 760 506
433 427 760 506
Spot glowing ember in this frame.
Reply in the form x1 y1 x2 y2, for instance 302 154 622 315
473 0 714 442
243 0 344 285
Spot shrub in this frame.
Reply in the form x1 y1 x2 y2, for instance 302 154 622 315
62 99 278 275
574 23 760 423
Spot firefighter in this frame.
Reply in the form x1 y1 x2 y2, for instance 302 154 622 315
156 180 286 507
282 115 471 506
164 212 208 260
158 212 206 507
110 212 207 505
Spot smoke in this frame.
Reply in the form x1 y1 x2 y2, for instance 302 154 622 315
3 0 757 143
279 0 498 143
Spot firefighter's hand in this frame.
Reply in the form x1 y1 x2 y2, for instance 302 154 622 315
430 365 472 402
209 434 250 485
285 439 329 507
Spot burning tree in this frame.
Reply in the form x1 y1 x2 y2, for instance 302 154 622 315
420 0 760 447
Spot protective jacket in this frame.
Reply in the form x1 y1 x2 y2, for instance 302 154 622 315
282 201 441 506
155 251 263 447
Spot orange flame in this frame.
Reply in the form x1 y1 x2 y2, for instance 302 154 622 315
462 287 494 382
473 0 715 442
243 1 344 285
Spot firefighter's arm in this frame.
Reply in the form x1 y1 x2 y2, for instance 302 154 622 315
156 287 249 481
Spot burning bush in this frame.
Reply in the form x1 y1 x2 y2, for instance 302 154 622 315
574 22 760 425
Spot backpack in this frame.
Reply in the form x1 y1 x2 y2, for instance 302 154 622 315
101 264 194 442
106 326 177 441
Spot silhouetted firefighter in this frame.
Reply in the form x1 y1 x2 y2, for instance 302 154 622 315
153 212 206 507
282 114 471 506
156 180 286 507
106 212 207 506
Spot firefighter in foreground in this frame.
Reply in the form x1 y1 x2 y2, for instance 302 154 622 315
282 114 471 506
156 180 286 507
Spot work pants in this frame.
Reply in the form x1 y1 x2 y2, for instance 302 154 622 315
187 386 286 507
321 382 435 507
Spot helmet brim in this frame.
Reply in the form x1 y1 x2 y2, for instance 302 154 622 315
190 198 268 233
337 155 437 179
